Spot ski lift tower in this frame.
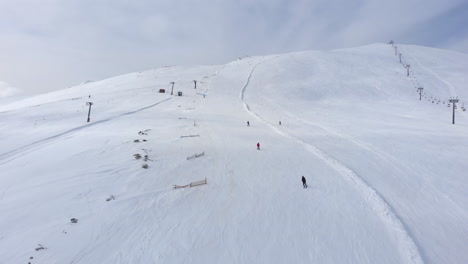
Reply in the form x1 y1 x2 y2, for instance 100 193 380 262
86 102 94 122
418 87 424 100
170 82 175 95
449 97 459 124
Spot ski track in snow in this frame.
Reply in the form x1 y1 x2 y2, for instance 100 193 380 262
0 97 172 166
401 47 456 97
281 109 423 180
240 58 425 264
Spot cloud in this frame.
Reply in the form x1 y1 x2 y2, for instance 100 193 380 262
0 81 22 98
0 0 466 95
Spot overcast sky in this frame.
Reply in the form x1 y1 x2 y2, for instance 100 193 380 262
1 0 467 96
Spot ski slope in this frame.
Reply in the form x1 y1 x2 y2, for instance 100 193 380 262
0 43 467 264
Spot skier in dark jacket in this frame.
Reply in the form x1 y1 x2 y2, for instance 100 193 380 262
302 176 307 188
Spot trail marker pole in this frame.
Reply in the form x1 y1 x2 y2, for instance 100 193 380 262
86 102 93 122
193 80 197 89
418 87 424 100
449 98 459 124
406 64 410 77
399 53 402 63
170 82 175 95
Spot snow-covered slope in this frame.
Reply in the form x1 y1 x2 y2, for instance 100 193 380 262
0 44 467 264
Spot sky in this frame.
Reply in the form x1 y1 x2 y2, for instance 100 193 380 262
0 0 467 96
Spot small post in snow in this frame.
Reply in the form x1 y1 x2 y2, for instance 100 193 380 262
399 53 402 63
193 80 197 89
170 82 175 95
449 97 459 124
418 87 424 100
86 102 93 122
406 64 410 77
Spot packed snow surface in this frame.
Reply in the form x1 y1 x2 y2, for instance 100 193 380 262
0 44 467 264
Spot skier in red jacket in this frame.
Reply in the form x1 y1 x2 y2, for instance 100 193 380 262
257 142 260 150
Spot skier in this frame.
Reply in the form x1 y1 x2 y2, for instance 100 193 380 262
257 142 260 150
247 121 250 126
302 176 307 188
279 121 282 125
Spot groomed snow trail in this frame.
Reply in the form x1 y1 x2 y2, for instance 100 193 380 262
240 59 425 264
280 109 422 179
0 97 172 166
400 46 456 97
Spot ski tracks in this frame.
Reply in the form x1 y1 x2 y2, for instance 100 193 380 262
282 110 423 179
0 97 173 166
401 47 456 97
240 59 425 264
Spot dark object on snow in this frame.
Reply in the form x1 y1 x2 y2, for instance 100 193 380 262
35 244 47 251
106 195 115 202
257 142 260 150
143 155 152 161
86 102 93 123
71 218 78 224
279 121 282 125
173 178 207 189
159 89 165 93
142 164 148 169
180 134 199 138
187 152 205 160
302 176 308 188
247 121 250 126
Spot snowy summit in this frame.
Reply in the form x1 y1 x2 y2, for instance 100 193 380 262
0 43 467 264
